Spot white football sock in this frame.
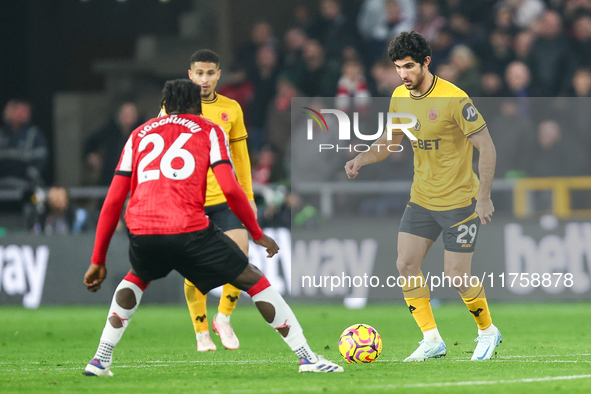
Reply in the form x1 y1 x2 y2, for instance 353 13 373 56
92 279 144 367
251 286 316 360
215 313 231 323
478 323 497 336
423 327 442 341
196 331 210 341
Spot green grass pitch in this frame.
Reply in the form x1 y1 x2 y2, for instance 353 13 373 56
2 302 591 393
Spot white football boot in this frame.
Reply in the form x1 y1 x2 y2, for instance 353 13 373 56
471 327 502 361
299 355 344 373
83 358 114 376
404 339 447 362
196 331 217 352
212 313 239 350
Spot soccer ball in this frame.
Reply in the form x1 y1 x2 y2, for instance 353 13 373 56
338 324 382 363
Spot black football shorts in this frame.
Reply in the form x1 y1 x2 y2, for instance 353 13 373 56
128 222 248 293
205 202 244 232
399 198 481 253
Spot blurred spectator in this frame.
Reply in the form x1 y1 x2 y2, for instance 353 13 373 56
285 39 340 97
237 21 279 78
513 29 535 61
506 0 546 29
0 99 48 189
357 0 417 64
413 0 446 42
248 45 280 152
492 4 517 32
481 72 506 97
266 78 300 158
436 63 459 84
335 59 371 112
307 0 356 62
447 12 477 46
259 187 294 229
449 44 482 96
563 69 591 150
252 144 277 186
430 27 456 71
478 29 515 75
570 68 591 97
218 63 254 127
370 59 402 96
571 13 591 68
84 102 140 186
528 10 576 96
294 4 313 31
488 99 534 178
29 186 88 235
562 0 591 26
525 119 587 177
505 61 534 114
282 27 308 71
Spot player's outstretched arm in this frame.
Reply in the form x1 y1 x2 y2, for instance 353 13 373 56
84 175 131 291
345 132 404 179
213 163 278 257
468 127 496 224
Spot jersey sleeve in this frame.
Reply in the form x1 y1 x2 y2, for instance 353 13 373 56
209 124 233 168
229 103 248 142
450 91 487 137
91 175 131 265
157 106 167 117
228 104 254 200
114 135 133 177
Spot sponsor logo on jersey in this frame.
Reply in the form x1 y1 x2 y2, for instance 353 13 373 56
414 138 441 150
462 103 478 122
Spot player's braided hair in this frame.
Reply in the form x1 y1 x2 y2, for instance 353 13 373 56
388 31 432 66
160 79 202 115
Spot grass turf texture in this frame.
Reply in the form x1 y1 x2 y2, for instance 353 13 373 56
1 302 590 393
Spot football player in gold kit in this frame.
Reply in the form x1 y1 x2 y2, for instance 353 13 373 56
161 49 256 351
345 32 502 361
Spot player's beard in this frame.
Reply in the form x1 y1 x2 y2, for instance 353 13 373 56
405 68 425 91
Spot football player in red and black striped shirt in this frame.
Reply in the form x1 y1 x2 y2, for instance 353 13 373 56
83 79 343 375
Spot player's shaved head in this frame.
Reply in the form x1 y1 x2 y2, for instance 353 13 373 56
161 79 202 115
190 49 220 69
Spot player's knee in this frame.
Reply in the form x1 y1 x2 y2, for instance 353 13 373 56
396 257 419 276
116 288 137 310
232 264 263 291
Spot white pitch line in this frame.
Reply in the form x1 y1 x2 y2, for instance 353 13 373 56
399 374 591 389
3 357 591 373
2 352 591 366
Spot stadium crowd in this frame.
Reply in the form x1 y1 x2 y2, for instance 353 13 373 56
219 0 591 186
2 0 591 231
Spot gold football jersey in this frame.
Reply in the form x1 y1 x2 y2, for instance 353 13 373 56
389 76 487 210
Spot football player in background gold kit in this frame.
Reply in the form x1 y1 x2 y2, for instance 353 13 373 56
161 49 256 351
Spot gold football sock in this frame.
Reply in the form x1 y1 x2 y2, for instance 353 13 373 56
218 284 241 316
460 283 492 330
184 279 209 333
402 272 437 332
